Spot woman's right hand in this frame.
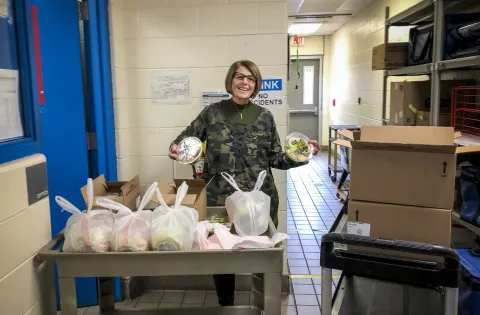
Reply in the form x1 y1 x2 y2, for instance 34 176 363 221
168 144 178 160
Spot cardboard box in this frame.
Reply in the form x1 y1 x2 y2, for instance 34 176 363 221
390 80 475 125
335 126 480 209
153 179 207 221
415 111 451 126
390 81 429 125
372 43 408 71
81 175 140 211
347 200 451 260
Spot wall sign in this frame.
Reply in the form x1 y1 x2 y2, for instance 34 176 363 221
201 91 230 107
26 162 49 206
252 78 284 107
291 36 305 46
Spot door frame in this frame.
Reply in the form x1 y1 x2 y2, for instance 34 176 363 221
83 0 117 180
82 0 122 302
288 55 324 143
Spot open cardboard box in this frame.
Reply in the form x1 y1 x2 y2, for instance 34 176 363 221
334 126 480 209
81 175 140 211
152 179 207 221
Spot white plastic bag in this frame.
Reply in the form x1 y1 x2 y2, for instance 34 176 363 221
55 178 114 253
193 221 222 250
210 223 288 250
97 182 157 252
221 171 271 236
151 182 199 251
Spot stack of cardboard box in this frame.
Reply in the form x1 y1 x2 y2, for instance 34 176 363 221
335 126 474 259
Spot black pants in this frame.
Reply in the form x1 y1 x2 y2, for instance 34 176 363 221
213 274 236 306
213 215 279 306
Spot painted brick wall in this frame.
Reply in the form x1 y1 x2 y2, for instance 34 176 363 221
109 0 289 230
329 0 424 126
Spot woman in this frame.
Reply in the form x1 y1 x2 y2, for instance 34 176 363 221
168 60 319 306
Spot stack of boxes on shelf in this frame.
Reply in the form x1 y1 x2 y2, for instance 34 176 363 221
335 126 479 259
389 80 475 126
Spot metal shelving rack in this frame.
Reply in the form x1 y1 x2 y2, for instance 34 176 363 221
382 0 480 126
452 211 480 236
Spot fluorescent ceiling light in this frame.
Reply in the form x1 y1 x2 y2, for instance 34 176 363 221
288 23 322 35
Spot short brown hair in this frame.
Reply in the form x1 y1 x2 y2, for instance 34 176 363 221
225 60 263 98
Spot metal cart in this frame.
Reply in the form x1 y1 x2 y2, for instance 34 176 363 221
320 232 460 315
37 207 285 315
328 125 360 182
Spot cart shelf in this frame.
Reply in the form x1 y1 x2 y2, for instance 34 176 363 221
37 207 285 315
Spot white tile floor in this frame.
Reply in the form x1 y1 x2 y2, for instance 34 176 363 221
73 155 346 315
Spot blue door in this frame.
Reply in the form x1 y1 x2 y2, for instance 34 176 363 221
23 0 98 308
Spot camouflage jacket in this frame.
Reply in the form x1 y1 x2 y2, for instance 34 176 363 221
173 101 307 221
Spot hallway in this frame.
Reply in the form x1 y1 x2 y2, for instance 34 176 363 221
284 155 343 315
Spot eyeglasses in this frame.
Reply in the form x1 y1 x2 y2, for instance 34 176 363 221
234 72 256 84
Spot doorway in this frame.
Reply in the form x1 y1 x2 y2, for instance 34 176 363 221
287 57 322 141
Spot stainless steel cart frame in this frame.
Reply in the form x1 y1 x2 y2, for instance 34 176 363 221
320 233 461 315
37 208 285 315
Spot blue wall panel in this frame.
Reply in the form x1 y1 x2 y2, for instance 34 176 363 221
27 0 97 308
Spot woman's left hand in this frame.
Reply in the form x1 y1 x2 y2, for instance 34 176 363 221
309 140 320 156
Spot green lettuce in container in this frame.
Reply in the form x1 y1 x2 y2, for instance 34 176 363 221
285 132 313 163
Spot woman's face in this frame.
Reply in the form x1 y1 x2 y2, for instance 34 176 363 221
231 65 256 100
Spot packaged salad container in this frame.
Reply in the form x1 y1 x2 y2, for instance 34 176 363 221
284 132 313 163
177 137 203 165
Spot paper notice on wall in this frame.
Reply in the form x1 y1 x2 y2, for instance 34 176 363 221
0 69 23 142
0 0 8 18
151 71 191 104
201 91 230 107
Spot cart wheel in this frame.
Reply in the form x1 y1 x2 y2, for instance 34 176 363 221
336 193 340 198
328 169 332 176
331 175 337 182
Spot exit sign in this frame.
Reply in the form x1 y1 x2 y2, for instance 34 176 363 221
291 36 305 46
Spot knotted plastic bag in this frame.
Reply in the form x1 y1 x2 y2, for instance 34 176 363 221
221 170 271 236
97 182 157 252
193 221 222 250
151 182 199 251
55 178 114 253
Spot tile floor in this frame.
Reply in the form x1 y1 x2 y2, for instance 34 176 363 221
75 155 346 315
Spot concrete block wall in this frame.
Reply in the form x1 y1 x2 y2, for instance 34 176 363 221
109 0 289 231
0 155 56 315
329 0 424 126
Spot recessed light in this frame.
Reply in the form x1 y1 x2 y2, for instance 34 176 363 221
288 23 322 35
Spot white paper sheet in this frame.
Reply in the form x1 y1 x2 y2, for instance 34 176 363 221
0 69 23 142
0 0 8 18
151 71 191 104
